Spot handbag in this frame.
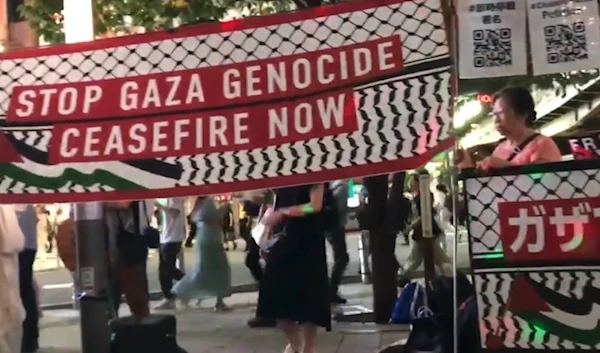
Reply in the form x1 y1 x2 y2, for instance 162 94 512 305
404 315 444 353
141 202 160 249
403 285 442 353
250 196 283 250
251 207 280 250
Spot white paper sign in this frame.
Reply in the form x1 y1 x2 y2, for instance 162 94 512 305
458 0 528 78
527 0 600 75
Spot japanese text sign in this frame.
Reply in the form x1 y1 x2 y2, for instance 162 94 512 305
498 197 600 262
457 0 527 78
0 0 453 203
527 0 600 75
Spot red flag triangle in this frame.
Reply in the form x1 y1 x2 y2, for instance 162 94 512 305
507 274 551 313
0 132 23 163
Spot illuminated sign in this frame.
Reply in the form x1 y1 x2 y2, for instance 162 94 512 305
477 94 494 104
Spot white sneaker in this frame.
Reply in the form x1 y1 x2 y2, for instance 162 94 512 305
155 299 176 311
283 343 304 353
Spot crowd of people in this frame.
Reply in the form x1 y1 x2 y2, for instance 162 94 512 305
0 86 565 353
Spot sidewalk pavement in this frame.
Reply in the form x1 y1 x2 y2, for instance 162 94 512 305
39 283 410 353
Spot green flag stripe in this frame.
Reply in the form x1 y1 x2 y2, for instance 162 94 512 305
0 164 146 191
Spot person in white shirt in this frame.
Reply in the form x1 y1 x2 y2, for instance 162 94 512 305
155 198 186 310
0 205 26 353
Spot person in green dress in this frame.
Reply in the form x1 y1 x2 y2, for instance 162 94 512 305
172 196 232 311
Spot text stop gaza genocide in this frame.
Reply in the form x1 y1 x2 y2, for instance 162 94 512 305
7 36 403 164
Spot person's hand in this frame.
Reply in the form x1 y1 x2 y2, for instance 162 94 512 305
259 247 270 260
263 210 285 228
476 156 510 170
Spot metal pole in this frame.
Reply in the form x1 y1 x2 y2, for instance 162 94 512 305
74 202 111 353
419 174 436 286
358 230 371 284
63 1 108 352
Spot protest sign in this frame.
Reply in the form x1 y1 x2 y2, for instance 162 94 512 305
0 0 453 203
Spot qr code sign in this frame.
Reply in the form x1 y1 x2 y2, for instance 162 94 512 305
473 28 512 67
544 22 588 64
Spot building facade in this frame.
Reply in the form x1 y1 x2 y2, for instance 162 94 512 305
0 0 38 52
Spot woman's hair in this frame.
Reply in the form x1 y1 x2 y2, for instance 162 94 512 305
494 86 537 127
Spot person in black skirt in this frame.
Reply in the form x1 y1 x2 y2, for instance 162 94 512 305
258 184 331 353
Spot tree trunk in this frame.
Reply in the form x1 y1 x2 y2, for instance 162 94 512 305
364 172 405 323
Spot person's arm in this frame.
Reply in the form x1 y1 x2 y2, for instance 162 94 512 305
439 207 454 233
155 199 181 217
282 184 325 217
405 216 422 232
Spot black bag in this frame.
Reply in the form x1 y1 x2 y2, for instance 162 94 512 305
114 205 148 266
456 296 480 353
428 274 479 353
429 273 475 318
110 314 186 353
403 316 444 353
140 202 160 249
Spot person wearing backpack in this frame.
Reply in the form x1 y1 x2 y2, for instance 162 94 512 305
327 180 350 304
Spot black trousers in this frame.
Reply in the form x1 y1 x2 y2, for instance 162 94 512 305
19 249 39 348
245 236 263 283
159 242 185 299
326 226 349 295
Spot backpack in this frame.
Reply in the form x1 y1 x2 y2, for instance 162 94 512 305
56 218 76 272
390 282 426 324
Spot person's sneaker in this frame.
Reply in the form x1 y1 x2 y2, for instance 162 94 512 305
247 317 277 328
284 342 305 353
330 293 347 305
155 299 176 310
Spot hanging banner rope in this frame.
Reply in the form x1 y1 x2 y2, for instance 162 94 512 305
0 0 453 204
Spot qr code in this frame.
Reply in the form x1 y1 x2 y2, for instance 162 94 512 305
544 22 587 64
472 28 512 67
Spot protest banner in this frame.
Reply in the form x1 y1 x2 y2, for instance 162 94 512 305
463 161 600 351
568 134 600 160
0 0 453 203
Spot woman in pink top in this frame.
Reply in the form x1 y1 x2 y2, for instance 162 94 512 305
457 87 562 169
